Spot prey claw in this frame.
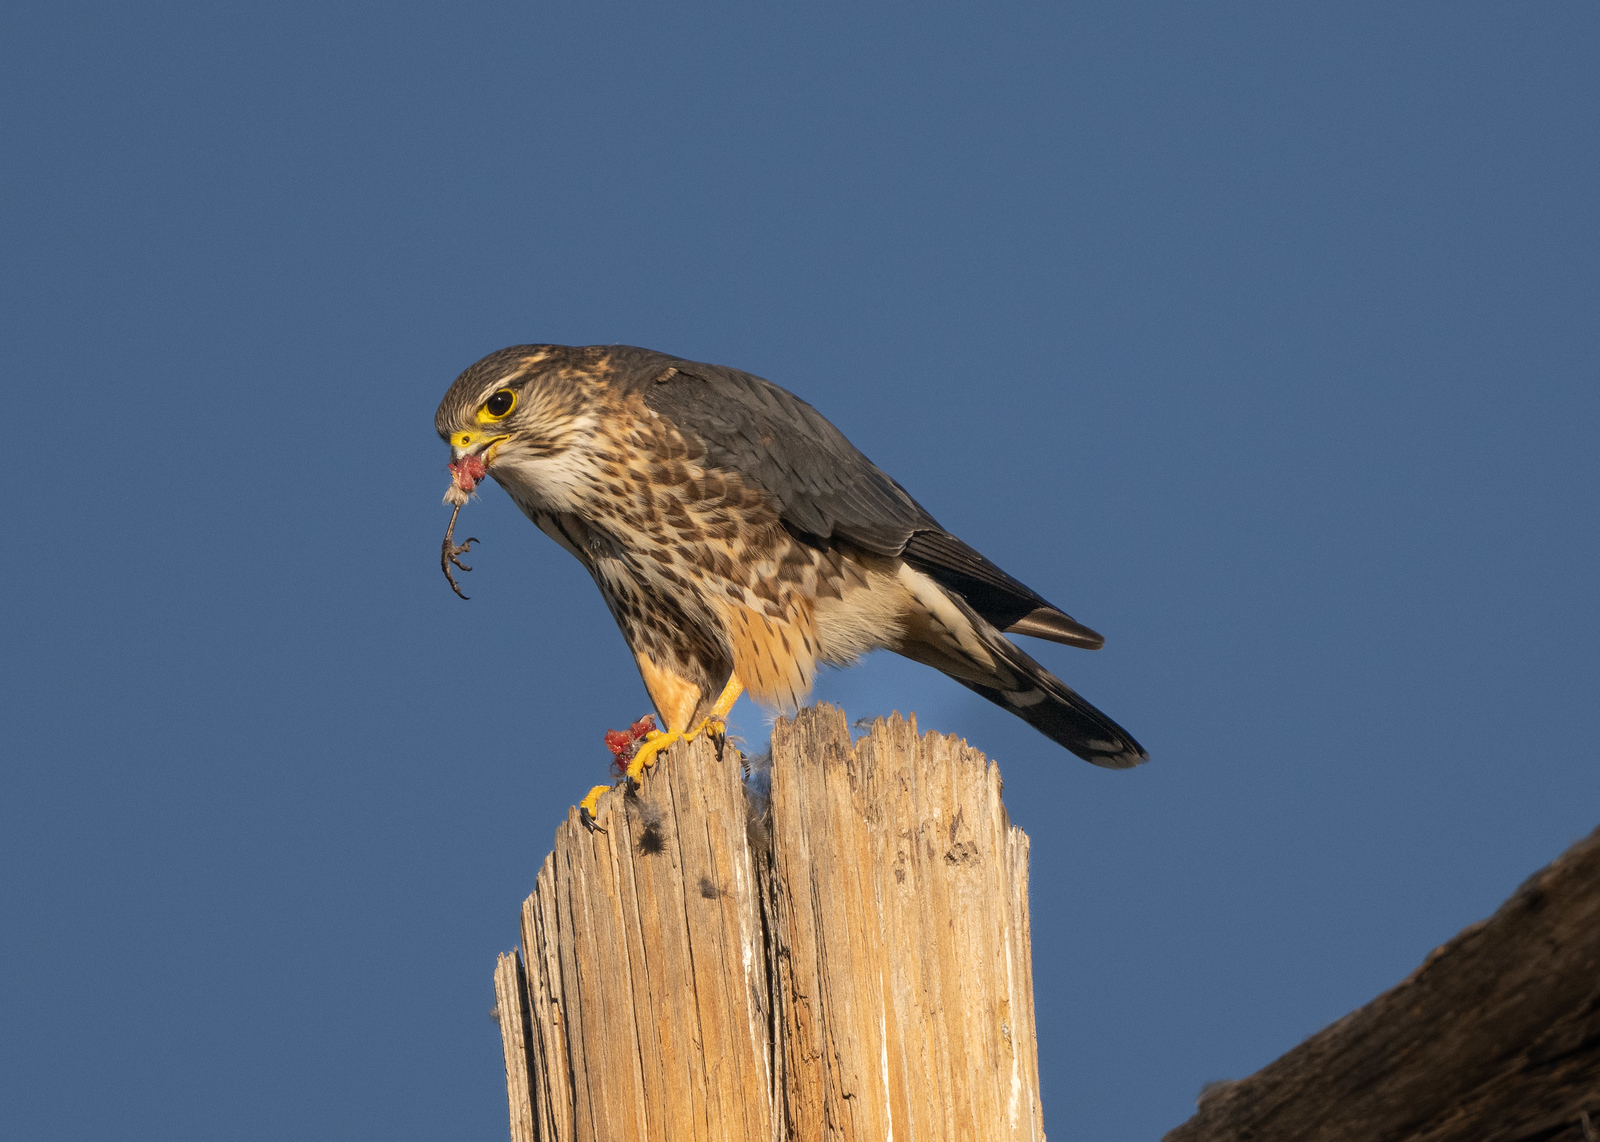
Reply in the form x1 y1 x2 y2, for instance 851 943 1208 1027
440 503 480 600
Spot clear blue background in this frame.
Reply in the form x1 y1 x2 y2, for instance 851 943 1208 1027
3 4 1597 1139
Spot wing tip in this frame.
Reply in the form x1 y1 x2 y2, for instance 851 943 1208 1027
1006 607 1106 650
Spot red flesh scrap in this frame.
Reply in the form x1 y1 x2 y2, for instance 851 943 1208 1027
606 716 658 775
449 453 488 492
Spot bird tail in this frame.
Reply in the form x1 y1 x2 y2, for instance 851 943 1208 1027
895 571 1148 768
951 636 1148 768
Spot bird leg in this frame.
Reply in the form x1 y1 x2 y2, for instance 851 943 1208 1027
440 503 479 600
624 676 744 784
698 674 745 742
580 675 747 828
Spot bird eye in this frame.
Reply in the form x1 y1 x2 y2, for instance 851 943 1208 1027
483 389 516 419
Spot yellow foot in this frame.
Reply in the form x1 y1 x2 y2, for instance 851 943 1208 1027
625 729 681 784
622 714 732 785
578 784 610 832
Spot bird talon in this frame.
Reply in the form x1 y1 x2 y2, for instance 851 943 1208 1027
578 784 610 832
688 716 726 743
703 719 730 761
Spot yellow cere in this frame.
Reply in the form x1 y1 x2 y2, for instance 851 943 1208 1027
451 431 475 449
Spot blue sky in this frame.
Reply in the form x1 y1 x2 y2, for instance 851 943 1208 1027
3 4 1597 1139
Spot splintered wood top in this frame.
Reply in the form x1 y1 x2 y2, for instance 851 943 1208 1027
494 705 1046 1142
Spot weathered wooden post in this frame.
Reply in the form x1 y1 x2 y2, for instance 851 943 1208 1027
492 704 1047 1142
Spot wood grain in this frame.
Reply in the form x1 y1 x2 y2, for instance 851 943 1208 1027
766 707 1044 1142
493 950 537 1142
491 704 1044 1141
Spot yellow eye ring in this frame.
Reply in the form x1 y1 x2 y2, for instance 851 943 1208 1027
479 389 517 422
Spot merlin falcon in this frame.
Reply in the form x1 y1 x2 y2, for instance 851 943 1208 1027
435 344 1146 814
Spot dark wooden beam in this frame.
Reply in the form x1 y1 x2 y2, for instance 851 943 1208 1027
1165 825 1600 1142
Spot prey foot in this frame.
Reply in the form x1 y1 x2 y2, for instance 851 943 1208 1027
440 503 479 600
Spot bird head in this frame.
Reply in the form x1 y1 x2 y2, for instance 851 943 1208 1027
434 345 601 506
